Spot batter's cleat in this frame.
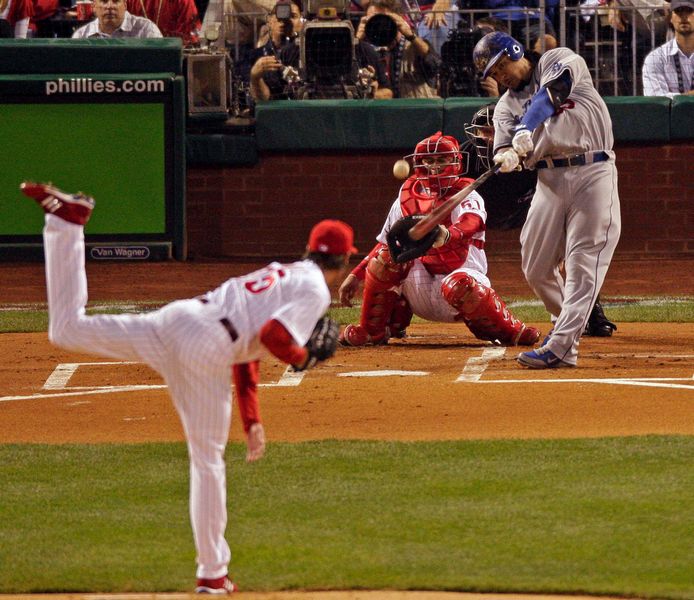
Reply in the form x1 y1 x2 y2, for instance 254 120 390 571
516 325 541 346
20 181 94 226
339 324 389 346
584 300 617 337
195 575 238 594
517 346 575 369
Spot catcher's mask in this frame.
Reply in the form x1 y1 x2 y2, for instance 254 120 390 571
464 103 496 170
405 131 462 197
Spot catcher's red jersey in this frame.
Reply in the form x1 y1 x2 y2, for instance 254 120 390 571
396 176 486 275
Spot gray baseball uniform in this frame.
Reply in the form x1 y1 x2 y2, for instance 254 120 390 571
493 48 621 365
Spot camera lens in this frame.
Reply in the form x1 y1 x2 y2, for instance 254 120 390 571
365 13 398 47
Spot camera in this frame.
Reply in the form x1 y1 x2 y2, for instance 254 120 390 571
439 24 488 97
274 0 293 20
364 13 398 48
272 0 297 40
305 0 350 20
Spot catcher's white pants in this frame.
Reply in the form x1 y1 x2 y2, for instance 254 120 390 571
520 161 621 365
43 215 235 579
400 261 491 323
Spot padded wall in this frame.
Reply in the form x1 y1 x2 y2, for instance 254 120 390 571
0 39 182 75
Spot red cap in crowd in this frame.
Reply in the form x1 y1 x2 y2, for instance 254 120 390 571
308 220 358 255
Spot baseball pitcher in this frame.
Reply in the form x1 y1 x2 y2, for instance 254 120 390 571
20 181 350 594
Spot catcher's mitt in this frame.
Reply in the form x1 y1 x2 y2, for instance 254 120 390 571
386 215 441 264
292 315 340 371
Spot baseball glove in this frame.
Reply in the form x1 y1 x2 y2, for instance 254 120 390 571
386 215 440 264
292 315 340 371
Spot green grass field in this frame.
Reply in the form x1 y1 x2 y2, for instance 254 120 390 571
1 438 693 597
1 297 693 332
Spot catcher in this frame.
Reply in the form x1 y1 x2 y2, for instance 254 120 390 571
338 131 541 347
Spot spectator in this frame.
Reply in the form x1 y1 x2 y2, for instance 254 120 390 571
606 0 670 93
413 0 460 55
642 0 694 97
483 0 558 49
73 0 162 37
250 8 393 101
357 0 441 97
126 0 201 45
241 0 302 101
29 0 58 37
0 0 33 38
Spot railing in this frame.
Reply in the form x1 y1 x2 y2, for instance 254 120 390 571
215 1 670 97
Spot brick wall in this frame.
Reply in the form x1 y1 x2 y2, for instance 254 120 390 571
186 143 694 260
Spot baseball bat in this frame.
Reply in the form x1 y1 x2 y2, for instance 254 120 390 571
408 166 500 241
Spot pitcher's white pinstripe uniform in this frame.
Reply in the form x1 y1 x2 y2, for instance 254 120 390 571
43 214 330 580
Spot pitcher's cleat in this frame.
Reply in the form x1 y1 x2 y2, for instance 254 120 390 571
195 575 238 594
20 182 94 225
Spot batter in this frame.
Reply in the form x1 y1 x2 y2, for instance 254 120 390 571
472 31 622 368
463 103 618 338
20 181 352 594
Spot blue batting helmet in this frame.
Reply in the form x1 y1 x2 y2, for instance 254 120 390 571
473 31 524 79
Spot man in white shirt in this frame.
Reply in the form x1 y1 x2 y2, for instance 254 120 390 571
72 0 162 38
642 0 694 97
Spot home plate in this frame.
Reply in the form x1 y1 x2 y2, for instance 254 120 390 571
338 370 430 377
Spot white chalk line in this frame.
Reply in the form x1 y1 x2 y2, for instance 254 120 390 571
338 370 430 377
455 347 507 382
1 363 304 404
475 377 693 390
2 353 693 404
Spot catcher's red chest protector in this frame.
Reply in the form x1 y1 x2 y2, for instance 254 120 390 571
399 176 479 275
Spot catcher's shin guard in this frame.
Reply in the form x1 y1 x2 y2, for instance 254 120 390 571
340 247 409 346
388 293 413 338
440 272 540 345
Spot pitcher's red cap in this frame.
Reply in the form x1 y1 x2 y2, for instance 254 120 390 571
308 220 358 255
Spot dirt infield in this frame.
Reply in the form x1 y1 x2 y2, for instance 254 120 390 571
1 322 693 444
1 257 692 599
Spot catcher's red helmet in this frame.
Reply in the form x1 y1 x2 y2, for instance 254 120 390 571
405 131 463 196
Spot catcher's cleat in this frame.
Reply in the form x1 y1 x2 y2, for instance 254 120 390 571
195 575 238 594
516 325 541 346
339 324 389 347
584 300 617 337
517 346 575 369
20 181 94 226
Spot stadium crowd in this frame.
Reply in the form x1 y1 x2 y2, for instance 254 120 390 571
1 0 691 105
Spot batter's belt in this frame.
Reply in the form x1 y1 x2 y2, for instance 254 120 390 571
197 297 239 342
535 151 609 169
